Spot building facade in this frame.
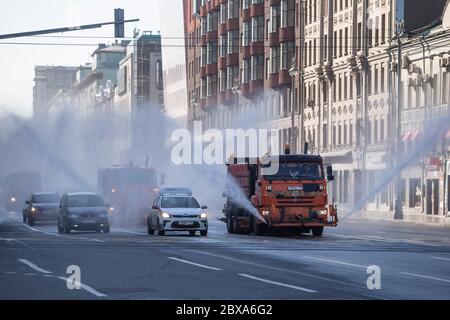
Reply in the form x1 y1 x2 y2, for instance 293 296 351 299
182 0 450 220
33 65 77 120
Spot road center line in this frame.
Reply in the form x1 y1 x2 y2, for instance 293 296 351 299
400 272 450 284
111 228 146 235
303 256 367 269
431 256 450 261
168 257 223 271
238 273 317 293
56 276 107 298
18 259 52 274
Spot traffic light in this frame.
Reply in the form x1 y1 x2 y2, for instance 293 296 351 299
114 8 125 38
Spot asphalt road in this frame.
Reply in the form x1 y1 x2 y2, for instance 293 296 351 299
1 208 449 300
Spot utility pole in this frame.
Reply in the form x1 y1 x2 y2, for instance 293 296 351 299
289 59 298 154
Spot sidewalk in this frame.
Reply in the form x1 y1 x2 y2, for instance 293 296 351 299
340 208 450 227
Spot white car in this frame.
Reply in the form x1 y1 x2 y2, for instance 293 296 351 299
147 195 208 236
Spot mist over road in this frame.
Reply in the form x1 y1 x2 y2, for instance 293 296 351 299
1 208 449 300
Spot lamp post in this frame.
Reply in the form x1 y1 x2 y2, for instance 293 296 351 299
289 58 299 154
394 20 406 220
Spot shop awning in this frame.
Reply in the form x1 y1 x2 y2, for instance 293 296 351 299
410 130 422 141
401 131 412 141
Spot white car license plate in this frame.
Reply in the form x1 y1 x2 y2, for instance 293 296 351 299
179 221 193 226
82 219 96 224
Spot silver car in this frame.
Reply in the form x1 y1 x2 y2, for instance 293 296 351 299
147 195 208 236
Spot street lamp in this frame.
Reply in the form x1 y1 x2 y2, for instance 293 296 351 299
289 59 299 154
394 20 407 220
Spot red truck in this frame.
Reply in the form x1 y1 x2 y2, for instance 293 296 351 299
223 147 337 237
97 164 159 224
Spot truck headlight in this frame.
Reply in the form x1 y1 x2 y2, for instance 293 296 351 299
10 197 16 203
31 207 37 213
161 212 171 218
316 210 327 216
200 213 207 219
261 210 270 216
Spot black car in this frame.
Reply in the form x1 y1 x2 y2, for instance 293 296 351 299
23 192 60 225
57 192 110 234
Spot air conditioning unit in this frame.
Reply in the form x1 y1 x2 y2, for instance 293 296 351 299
440 58 449 68
388 61 398 72
402 56 410 69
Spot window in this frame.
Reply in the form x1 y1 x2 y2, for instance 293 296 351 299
380 118 385 141
269 5 280 32
206 75 217 96
242 22 251 46
206 42 217 64
242 59 250 83
227 30 239 54
201 77 207 98
201 46 207 66
155 60 163 89
374 65 379 94
344 73 347 100
251 54 264 80
375 16 379 45
219 69 227 92
333 31 338 57
367 66 372 95
344 27 348 55
270 46 280 73
381 14 386 44
374 118 378 143
207 11 218 32
252 16 264 42
339 29 343 56
227 65 239 89
201 16 207 35
228 0 239 19
443 72 448 105
220 3 228 23
323 34 328 60
219 34 227 57
313 39 317 64
349 73 353 99
357 23 362 51
280 0 295 27
243 0 250 10
280 41 295 70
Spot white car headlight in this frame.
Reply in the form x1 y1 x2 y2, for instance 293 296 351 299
161 212 171 219
200 213 207 219
31 207 37 212
316 210 327 216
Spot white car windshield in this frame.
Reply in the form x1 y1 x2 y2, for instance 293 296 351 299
161 197 200 208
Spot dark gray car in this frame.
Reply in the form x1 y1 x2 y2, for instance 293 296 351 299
57 192 110 234
23 193 60 225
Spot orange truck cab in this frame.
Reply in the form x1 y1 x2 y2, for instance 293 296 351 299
223 153 337 237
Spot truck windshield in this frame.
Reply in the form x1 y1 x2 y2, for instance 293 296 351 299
161 197 200 208
32 194 59 203
264 163 323 180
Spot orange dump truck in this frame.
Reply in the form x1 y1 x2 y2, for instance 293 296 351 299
223 152 337 237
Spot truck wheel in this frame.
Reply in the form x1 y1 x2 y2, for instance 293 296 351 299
23 214 27 224
200 230 208 236
226 216 235 234
103 225 110 233
311 226 324 237
189 231 196 236
57 220 63 234
253 217 265 236
28 218 35 226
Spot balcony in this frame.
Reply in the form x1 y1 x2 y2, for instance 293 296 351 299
278 69 291 86
205 95 218 109
250 41 264 56
226 18 239 31
279 26 294 42
206 31 218 42
226 53 239 66
218 56 226 69
267 72 279 89
206 63 218 75
200 66 207 78
250 3 264 16
218 22 226 34
249 79 263 93
200 34 207 46
242 46 250 59
200 5 207 17
242 9 251 22
268 31 279 47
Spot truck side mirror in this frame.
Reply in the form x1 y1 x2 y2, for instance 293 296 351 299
201 205 208 210
326 165 334 181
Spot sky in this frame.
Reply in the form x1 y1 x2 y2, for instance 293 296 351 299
0 0 162 118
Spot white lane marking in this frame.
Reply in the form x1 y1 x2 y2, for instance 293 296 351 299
303 256 367 269
431 256 450 262
24 273 37 276
168 257 223 271
18 259 52 274
238 273 317 293
400 272 450 284
111 228 146 235
56 276 107 298
4 271 18 274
